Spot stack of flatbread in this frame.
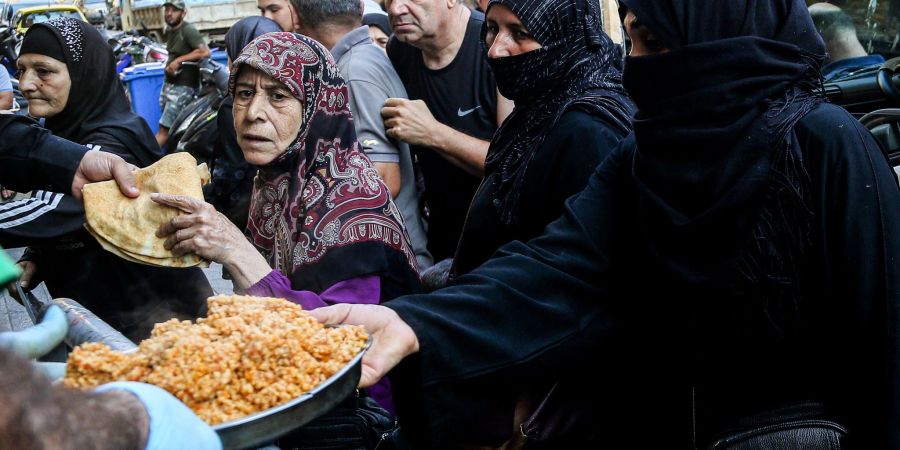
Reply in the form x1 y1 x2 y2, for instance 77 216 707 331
83 153 211 268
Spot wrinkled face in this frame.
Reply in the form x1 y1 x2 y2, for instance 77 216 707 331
233 66 304 165
368 25 389 50
257 0 299 32
484 4 541 58
623 11 668 57
17 53 71 119
164 5 185 27
384 0 442 45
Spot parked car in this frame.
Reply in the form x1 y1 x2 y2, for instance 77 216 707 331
1 0 67 27
12 4 84 35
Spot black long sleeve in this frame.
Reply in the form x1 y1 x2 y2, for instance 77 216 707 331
0 126 148 247
0 115 85 194
386 145 630 446
385 106 900 449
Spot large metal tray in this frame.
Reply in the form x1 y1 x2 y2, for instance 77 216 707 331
212 338 369 450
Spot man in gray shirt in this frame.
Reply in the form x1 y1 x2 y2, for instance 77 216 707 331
293 0 432 270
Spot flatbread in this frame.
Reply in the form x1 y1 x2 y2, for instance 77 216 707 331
86 225 208 268
83 153 211 268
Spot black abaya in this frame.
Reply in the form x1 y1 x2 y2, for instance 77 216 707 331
387 103 900 448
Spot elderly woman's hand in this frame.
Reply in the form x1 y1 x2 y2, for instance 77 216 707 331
151 193 272 289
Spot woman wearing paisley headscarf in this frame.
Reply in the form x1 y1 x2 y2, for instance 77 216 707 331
311 0 900 448
0 17 212 340
153 32 421 424
204 16 282 232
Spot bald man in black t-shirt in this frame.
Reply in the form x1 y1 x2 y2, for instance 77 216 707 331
381 0 513 266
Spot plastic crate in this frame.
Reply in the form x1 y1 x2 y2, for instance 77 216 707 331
210 49 228 68
121 62 165 134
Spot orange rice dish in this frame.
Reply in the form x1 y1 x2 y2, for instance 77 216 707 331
63 295 368 425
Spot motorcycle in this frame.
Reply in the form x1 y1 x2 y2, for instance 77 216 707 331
109 30 168 74
0 23 18 76
824 58 900 117
828 58 900 171
165 58 228 163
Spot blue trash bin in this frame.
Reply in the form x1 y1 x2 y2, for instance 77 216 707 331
121 62 165 135
210 49 228 68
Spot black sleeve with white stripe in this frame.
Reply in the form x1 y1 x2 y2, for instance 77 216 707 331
0 115 86 194
0 190 86 248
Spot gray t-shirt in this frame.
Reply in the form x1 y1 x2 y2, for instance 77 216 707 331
0 68 11 93
332 26 433 270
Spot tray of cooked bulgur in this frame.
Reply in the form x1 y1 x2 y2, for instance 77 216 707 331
63 295 370 449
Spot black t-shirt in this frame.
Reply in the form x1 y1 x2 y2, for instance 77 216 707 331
387 10 497 261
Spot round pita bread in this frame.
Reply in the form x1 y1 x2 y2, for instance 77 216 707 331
83 153 211 268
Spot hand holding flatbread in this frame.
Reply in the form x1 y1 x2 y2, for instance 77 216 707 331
82 153 211 267
71 150 140 200
152 192 274 290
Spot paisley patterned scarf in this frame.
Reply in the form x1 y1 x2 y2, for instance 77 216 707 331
231 32 419 292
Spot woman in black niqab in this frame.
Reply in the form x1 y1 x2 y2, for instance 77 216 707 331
621 0 828 289
395 0 634 446
451 0 634 275
373 0 900 448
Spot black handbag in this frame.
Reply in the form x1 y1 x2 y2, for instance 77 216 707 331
706 401 847 450
276 390 399 450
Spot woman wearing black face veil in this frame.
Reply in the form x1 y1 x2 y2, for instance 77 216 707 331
452 0 634 276
0 18 212 341
439 0 634 446
313 0 900 448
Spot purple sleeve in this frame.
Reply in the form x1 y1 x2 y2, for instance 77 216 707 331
244 270 381 310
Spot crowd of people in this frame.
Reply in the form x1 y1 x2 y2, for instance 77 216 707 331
0 0 899 449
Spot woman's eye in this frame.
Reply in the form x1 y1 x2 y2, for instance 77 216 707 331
513 30 532 41
37 69 51 76
271 92 286 101
238 89 253 98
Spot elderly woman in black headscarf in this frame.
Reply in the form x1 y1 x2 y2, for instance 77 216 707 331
0 17 212 340
204 16 282 231
311 0 900 448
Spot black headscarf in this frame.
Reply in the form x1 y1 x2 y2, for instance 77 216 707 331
362 13 392 36
224 16 282 62
620 0 826 287
483 0 635 225
19 18 159 166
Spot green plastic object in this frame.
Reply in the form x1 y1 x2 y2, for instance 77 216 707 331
0 248 21 286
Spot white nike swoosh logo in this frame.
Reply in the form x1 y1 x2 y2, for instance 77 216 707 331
457 106 482 117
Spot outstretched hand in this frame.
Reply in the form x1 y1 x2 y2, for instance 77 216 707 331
72 151 139 200
151 193 271 289
151 193 249 263
310 304 419 388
